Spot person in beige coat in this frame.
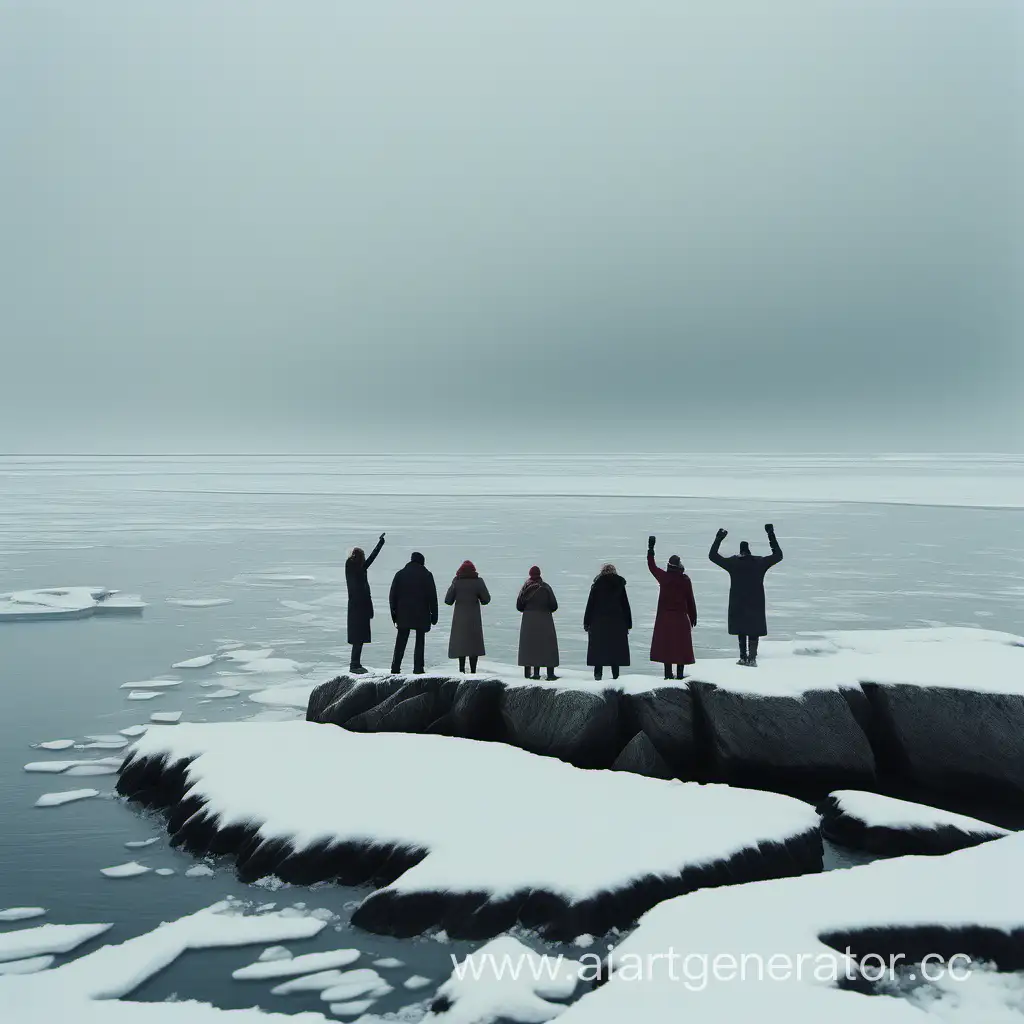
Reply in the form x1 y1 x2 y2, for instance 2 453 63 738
516 565 559 681
444 560 491 674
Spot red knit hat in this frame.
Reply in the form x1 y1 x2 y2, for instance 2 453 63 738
456 559 477 578
528 565 541 580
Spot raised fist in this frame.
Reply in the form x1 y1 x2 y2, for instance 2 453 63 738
379 532 386 542
716 528 728 540
648 535 656 549
764 523 774 534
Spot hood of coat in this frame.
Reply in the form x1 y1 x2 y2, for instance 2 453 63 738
592 572 626 588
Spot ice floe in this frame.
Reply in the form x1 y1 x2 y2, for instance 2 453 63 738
124 837 159 849
25 757 122 775
101 862 151 879
126 691 160 701
172 655 215 669
0 955 54 975
258 945 293 962
0 922 111 963
320 967 393 1002
34 739 75 751
426 936 579 1023
120 726 148 737
185 864 214 878
233 947 361 980
35 789 100 807
121 679 181 689
206 688 240 699
0 907 46 922
150 712 182 724
405 974 432 990
554 831 1024 1024
167 598 234 608
0 587 144 622
118 721 820 939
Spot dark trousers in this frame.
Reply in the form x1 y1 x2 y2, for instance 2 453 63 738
349 642 364 670
593 665 619 680
458 656 478 673
663 663 687 679
739 636 759 661
392 628 426 673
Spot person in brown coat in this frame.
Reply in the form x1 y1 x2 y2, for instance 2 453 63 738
444 560 491 674
516 565 559 681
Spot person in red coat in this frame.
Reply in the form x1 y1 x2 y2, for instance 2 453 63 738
647 535 697 679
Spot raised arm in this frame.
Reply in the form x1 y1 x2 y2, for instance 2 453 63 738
365 533 385 569
764 524 783 568
709 528 729 569
647 552 666 583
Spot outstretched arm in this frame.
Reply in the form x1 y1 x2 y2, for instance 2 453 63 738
764 524 783 568
709 529 729 569
365 533 385 569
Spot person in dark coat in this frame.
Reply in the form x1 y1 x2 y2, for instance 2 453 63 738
647 536 697 679
444 560 491 674
389 551 438 674
344 532 385 673
516 565 559 681
709 523 783 667
584 563 631 681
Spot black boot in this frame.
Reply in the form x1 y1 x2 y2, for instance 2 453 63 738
546 667 558 681
532 668 541 680
676 664 685 680
748 637 759 668
611 665 620 680
350 643 367 674
469 656 478 674
524 666 532 679
664 663 672 680
458 656 466 674
738 637 749 666
593 666 603 681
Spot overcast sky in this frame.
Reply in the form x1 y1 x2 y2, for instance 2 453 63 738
1 1 1021 452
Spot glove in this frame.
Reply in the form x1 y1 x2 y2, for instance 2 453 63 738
716 528 728 540
648 535 656 548
764 524 774 535
379 532 386 543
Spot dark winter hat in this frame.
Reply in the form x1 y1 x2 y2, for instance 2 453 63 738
411 551 425 564
528 565 541 580
668 554 684 571
739 541 751 555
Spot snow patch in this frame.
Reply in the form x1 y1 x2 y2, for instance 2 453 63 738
234 947 361 980
35 789 100 807
0 955 54 975
0 922 111 963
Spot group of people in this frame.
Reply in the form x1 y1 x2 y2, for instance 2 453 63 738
343 524 783 678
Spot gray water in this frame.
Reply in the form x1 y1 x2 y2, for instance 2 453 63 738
1 455 1022 1015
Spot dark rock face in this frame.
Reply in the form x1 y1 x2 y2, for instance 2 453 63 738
862 683 1024 801
693 683 877 791
621 688 697 778
499 686 621 769
818 793 1007 857
610 731 673 779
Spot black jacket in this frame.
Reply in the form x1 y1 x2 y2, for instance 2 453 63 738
583 573 632 667
345 536 384 644
389 561 439 632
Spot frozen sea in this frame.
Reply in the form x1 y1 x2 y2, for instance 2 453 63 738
1 453 1022 1015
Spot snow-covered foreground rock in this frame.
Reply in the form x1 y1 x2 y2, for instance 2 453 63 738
1 902 332 1023
550 831 1024 1024
301 628 1024 801
819 791 1010 856
0 587 144 621
118 721 821 939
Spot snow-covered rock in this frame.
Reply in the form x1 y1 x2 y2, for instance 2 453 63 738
0 587 144 621
305 628 1024 799
426 936 580 1023
117 721 820 940
819 791 1010 856
553 831 1024 1024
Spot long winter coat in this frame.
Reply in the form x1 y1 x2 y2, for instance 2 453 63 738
516 582 559 668
709 534 783 636
648 554 697 665
584 573 632 667
445 576 491 658
389 561 439 632
345 536 385 644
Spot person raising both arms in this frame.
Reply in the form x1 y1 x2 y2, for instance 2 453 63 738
709 523 783 667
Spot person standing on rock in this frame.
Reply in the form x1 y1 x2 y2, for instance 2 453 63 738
389 551 438 675
344 532 385 674
444 560 491 674
709 523 783 667
584 563 632 681
647 536 697 680
516 565 559 681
